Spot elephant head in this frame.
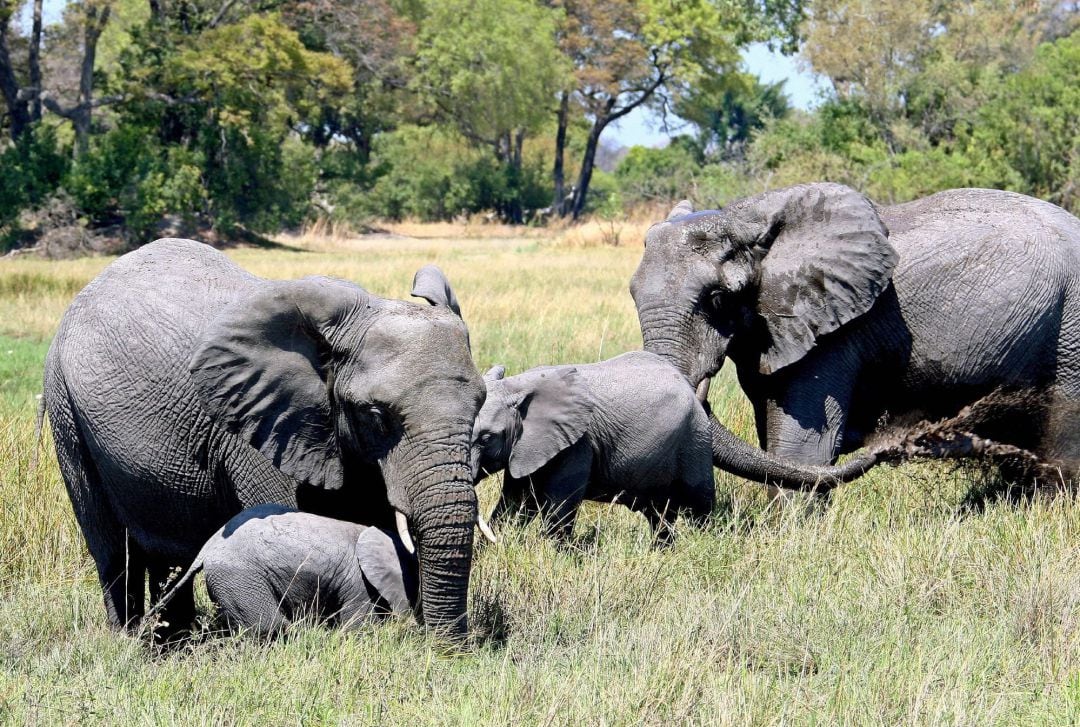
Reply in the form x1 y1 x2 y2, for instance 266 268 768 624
629 183 899 487
470 365 591 485
188 266 484 637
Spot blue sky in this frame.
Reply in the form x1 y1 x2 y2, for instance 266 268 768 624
609 43 825 148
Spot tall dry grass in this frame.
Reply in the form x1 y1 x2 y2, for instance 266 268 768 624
0 232 1078 724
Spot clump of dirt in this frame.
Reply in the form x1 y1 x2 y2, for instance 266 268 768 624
870 390 1073 487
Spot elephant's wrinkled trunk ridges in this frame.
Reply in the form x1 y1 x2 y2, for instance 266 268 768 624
396 429 477 639
708 415 880 490
412 479 475 637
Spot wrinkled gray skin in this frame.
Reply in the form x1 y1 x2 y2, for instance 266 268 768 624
44 239 485 638
147 504 417 638
471 351 715 541
631 184 1080 484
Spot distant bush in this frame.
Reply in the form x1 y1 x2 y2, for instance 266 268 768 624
0 127 70 249
359 126 549 221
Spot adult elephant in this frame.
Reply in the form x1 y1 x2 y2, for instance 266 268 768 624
631 184 1080 484
44 239 485 638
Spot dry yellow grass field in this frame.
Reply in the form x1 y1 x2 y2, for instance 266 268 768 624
1 232 1078 724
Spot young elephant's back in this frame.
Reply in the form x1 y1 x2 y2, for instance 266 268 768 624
206 508 361 575
585 352 708 485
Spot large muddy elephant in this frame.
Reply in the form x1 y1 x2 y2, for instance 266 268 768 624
44 239 485 638
631 184 1080 486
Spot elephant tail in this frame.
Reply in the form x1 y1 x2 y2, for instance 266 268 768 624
31 393 46 472
142 532 219 632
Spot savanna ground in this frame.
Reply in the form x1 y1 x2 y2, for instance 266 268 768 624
1 228 1079 725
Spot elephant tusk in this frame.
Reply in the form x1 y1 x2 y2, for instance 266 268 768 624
476 511 498 545
395 510 416 555
695 377 712 404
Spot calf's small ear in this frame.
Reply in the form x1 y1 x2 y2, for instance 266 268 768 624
507 368 592 479
411 265 462 317
667 199 694 220
356 527 417 614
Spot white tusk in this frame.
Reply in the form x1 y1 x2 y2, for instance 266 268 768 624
695 377 712 403
476 511 498 544
395 511 416 554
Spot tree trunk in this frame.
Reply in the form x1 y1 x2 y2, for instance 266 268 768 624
0 21 30 141
72 3 111 157
552 91 568 216
505 128 524 224
29 0 42 122
570 118 606 220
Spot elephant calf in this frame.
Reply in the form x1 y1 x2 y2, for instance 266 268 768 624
471 351 715 542
149 504 417 638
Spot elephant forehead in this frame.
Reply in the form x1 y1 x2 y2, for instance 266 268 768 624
363 310 471 361
637 241 720 296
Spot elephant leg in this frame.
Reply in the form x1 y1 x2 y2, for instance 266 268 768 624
535 441 592 541
490 475 541 526
755 362 854 509
96 530 148 631
47 386 147 630
761 368 853 467
642 503 678 547
676 441 717 526
205 568 289 639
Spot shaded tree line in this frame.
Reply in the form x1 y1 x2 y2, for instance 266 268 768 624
0 0 1076 252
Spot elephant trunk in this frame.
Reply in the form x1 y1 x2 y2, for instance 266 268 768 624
708 412 879 490
413 484 475 638
397 435 477 639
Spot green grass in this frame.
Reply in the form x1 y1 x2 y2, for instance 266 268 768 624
1 236 1078 724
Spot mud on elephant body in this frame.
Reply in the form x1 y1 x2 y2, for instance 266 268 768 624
45 240 484 638
471 351 715 542
631 184 1080 487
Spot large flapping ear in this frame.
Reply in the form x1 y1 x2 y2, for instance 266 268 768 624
189 277 365 491
507 368 592 479
356 526 418 614
717 183 897 375
667 199 694 221
410 265 462 317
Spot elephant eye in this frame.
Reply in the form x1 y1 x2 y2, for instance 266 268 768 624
704 288 725 313
362 404 391 434
478 432 493 445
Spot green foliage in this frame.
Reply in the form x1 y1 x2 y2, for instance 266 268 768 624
413 0 568 144
0 125 70 232
94 13 353 239
615 140 702 205
970 31 1080 213
359 126 549 221
677 72 791 159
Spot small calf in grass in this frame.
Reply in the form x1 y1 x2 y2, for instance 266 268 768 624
148 504 417 639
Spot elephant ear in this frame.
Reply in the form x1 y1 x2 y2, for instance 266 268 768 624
739 183 896 375
189 277 365 491
410 265 462 317
356 526 417 614
507 368 592 479
667 199 694 220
